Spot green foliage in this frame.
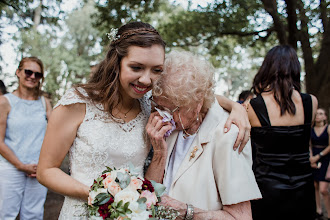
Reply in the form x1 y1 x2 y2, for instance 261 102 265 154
150 180 166 197
93 0 162 45
16 0 101 103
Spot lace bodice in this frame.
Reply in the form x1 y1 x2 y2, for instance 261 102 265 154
57 88 151 219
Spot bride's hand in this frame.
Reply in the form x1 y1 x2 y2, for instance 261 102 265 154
146 112 172 154
225 102 251 152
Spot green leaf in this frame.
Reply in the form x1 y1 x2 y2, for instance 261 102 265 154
94 193 110 205
124 201 130 211
128 161 142 176
117 200 123 208
150 180 166 197
117 172 131 189
110 212 116 219
137 197 147 204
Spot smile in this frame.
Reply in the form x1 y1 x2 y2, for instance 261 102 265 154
131 84 150 94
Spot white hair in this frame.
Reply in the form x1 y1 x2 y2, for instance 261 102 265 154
153 50 215 113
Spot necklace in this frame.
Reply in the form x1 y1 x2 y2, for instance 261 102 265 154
121 102 134 118
178 112 201 139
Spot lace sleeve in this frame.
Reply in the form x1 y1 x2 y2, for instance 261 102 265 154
54 87 89 109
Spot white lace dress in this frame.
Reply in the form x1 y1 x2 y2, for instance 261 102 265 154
56 88 151 219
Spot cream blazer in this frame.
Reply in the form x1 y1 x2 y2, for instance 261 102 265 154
164 101 262 211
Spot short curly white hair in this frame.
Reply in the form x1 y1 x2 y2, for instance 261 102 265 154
153 50 215 113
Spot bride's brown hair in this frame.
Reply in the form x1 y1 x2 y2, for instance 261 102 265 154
75 22 166 114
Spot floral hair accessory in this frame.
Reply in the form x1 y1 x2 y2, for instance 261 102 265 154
106 28 119 42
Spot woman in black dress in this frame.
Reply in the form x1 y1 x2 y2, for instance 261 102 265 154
248 45 318 220
310 108 330 219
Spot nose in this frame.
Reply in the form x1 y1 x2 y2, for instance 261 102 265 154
30 73 36 79
138 70 152 85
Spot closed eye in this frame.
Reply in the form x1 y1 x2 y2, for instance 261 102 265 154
153 68 163 74
130 66 142 71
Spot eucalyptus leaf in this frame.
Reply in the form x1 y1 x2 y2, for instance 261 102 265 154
137 197 147 204
94 193 110 205
150 180 166 197
128 161 142 176
117 172 131 189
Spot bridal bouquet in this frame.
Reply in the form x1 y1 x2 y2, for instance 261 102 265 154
87 163 179 220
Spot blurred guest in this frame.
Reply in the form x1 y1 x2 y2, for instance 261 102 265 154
0 80 7 95
237 90 253 104
248 45 318 220
310 108 330 219
0 57 52 219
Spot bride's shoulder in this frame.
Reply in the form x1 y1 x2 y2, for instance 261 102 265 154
54 87 90 109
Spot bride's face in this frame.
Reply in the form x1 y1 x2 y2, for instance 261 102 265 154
119 45 165 100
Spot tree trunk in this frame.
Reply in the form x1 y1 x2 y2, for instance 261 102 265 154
261 0 287 44
312 16 330 115
285 0 298 49
33 0 42 29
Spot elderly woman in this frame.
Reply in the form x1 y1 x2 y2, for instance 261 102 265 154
145 50 261 220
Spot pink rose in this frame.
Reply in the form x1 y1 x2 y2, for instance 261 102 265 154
107 181 121 196
129 176 143 190
103 175 114 189
140 190 158 209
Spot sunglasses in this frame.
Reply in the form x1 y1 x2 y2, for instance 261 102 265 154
24 69 43 79
149 96 179 114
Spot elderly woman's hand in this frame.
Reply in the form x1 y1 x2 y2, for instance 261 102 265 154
146 112 172 154
224 102 251 152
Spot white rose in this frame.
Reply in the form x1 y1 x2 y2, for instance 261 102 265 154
88 188 108 205
114 187 140 204
128 210 151 220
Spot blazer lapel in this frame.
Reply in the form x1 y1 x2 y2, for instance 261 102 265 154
171 134 205 186
169 101 225 187
164 130 179 175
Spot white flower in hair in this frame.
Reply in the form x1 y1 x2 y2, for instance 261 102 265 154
106 28 119 42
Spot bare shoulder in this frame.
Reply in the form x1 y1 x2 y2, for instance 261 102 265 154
49 102 85 126
310 94 318 108
0 96 10 111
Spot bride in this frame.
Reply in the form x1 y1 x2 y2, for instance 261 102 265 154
37 21 250 219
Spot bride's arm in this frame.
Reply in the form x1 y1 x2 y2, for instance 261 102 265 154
216 95 251 152
37 103 89 201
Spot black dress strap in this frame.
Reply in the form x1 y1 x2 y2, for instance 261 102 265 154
250 95 271 126
300 93 312 124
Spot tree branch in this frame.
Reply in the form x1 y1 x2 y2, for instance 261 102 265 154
261 0 287 44
320 0 328 32
296 0 316 92
285 0 298 49
315 16 330 90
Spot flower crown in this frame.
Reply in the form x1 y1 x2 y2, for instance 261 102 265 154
106 28 119 42
106 27 160 44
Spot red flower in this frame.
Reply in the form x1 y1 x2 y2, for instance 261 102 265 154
101 174 107 179
98 197 114 219
142 178 154 192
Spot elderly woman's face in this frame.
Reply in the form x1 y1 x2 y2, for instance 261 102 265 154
152 96 199 131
